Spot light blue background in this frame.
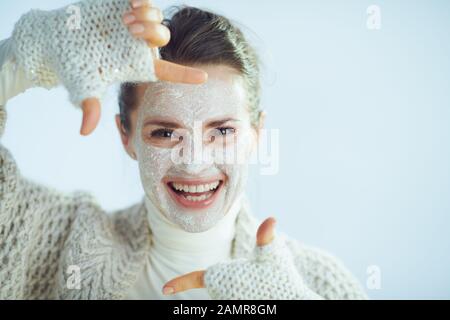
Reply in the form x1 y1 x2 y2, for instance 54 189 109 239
1 0 449 299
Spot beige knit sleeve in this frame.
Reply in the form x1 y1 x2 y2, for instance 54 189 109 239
0 34 30 189
0 35 25 189
0 109 94 298
0 100 82 298
0 38 35 107
0 58 84 298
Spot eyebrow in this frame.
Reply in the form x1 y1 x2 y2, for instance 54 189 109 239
143 119 182 129
206 118 240 128
143 117 240 129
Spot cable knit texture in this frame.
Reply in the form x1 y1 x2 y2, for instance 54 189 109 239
11 0 157 106
204 233 319 300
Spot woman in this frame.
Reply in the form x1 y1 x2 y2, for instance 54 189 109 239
0 0 368 299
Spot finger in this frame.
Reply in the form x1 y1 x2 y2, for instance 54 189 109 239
130 0 152 9
155 59 208 84
127 21 170 47
256 217 277 247
80 98 101 136
123 7 163 25
163 270 206 295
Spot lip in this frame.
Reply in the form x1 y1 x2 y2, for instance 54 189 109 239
163 176 225 210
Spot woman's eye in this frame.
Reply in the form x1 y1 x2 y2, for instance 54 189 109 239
151 129 174 139
217 127 236 136
208 127 237 143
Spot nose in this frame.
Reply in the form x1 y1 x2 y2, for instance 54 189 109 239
178 162 211 175
180 141 214 174
174 122 215 174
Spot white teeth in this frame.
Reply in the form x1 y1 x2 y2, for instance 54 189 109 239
208 181 220 191
171 181 221 193
185 193 213 202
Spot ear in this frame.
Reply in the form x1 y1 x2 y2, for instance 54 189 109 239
257 111 267 138
115 114 137 161
254 110 267 146
250 111 267 155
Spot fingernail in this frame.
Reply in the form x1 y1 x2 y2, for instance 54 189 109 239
123 13 136 25
146 10 164 22
157 25 170 39
131 0 147 8
163 286 174 295
129 23 145 35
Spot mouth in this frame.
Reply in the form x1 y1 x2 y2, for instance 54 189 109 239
164 178 225 210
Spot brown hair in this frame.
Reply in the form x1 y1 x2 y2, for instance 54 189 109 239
118 5 261 134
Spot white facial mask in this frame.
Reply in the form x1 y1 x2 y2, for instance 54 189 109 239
132 77 256 233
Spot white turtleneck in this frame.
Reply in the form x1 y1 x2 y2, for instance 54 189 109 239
124 195 242 300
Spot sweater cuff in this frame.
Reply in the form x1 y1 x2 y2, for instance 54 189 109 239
0 38 35 107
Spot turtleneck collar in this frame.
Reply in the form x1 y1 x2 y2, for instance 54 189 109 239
144 194 243 268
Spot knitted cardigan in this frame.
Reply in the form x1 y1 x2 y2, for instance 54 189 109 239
0 103 368 300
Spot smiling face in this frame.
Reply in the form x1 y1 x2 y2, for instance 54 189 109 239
124 65 259 233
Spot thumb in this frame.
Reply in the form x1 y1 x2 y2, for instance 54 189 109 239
256 217 277 246
80 98 101 136
254 217 292 264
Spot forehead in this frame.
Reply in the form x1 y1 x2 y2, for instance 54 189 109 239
138 75 248 121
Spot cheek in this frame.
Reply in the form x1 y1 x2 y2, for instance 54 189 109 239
206 129 254 167
135 140 173 185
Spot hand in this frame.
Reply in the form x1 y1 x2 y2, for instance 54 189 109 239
163 217 310 300
81 0 208 136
